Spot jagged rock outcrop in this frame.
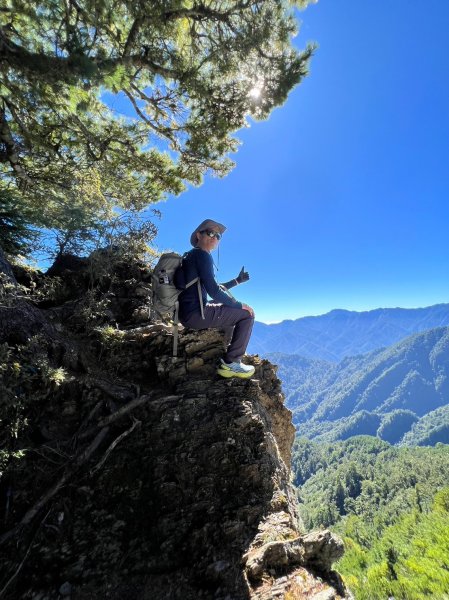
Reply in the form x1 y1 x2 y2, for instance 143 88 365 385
0 256 350 600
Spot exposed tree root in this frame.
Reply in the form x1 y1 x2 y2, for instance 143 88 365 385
0 389 180 547
90 418 141 476
0 427 110 546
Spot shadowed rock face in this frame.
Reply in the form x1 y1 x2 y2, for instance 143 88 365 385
0 257 350 600
147 331 347 599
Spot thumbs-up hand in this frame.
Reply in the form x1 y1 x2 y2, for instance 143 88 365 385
236 266 250 284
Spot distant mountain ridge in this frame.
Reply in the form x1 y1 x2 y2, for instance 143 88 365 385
268 326 449 445
250 304 449 361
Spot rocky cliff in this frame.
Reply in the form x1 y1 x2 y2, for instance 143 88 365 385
0 253 350 600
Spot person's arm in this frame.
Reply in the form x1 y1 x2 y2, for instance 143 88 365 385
196 251 243 309
220 278 239 290
221 267 250 290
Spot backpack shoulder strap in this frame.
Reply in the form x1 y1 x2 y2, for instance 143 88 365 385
182 249 205 320
173 300 179 357
184 277 204 320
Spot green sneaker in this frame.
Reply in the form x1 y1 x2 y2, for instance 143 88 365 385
217 359 255 379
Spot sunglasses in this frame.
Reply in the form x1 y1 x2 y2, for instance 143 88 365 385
200 229 221 240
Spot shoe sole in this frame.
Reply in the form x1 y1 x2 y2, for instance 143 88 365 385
217 368 255 379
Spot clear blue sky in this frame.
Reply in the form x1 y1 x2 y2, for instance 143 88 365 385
153 2 449 322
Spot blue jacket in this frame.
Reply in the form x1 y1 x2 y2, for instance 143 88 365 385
178 248 242 319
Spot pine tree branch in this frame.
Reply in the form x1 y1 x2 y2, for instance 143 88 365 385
0 108 33 185
0 29 180 82
122 89 177 144
163 2 251 23
123 17 143 56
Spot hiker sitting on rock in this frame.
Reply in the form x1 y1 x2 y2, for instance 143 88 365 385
178 219 255 379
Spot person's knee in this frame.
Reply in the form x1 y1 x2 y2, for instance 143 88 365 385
240 310 254 323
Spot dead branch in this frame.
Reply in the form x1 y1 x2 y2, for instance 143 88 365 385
87 377 136 402
77 392 157 439
0 427 109 546
90 418 140 476
97 394 153 427
68 398 104 450
0 509 51 598
0 386 180 547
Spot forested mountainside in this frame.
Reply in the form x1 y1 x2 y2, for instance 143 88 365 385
250 304 449 361
268 326 449 444
292 436 449 599
0 252 349 600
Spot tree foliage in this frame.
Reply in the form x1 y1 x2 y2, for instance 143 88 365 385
339 495 449 599
0 188 35 254
377 409 418 444
0 0 314 248
293 437 449 533
293 436 449 598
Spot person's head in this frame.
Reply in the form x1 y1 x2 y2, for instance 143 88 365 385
190 219 226 252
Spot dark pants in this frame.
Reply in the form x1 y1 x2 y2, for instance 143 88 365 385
181 303 254 363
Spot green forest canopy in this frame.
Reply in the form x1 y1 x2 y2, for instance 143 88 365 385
0 0 314 255
293 436 449 599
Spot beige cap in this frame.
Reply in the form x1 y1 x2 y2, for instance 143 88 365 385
190 219 226 247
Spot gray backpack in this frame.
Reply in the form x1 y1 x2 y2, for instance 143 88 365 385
151 252 204 356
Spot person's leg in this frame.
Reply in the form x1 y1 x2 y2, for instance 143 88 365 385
222 311 254 363
182 304 254 362
221 325 234 348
